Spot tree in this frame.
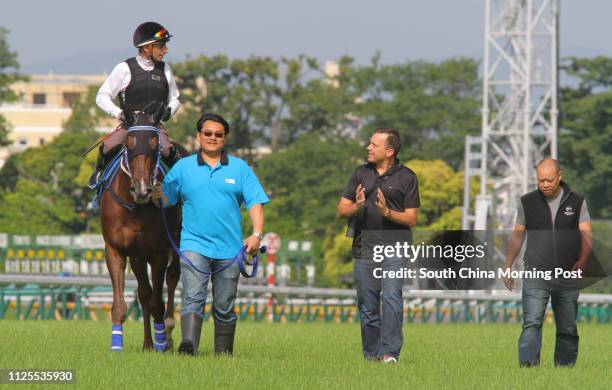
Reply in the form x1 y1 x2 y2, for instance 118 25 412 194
229 134 363 284
171 54 358 158
171 54 285 157
353 57 481 167
0 27 27 146
279 56 364 146
0 153 18 191
560 57 612 218
63 85 108 133
405 159 475 229
0 179 83 234
256 135 363 240
0 129 98 233
321 231 353 287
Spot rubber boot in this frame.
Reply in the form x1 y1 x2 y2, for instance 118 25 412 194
214 319 236 355
178 313 203 355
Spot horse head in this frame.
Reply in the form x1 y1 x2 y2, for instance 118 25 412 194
124 113 163 204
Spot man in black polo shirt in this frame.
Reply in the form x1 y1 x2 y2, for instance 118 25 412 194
503 158 592 367
337 127 420 363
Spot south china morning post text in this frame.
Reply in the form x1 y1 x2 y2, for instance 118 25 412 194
370 241 584 281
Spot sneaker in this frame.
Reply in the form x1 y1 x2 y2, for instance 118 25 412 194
381 355 398 364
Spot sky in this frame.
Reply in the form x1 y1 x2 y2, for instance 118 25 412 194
1 0 609 75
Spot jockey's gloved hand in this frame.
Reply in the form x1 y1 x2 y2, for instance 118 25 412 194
120 110 135 127
161 106 172 122
150 103 169 124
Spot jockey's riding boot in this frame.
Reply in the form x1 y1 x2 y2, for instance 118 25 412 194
87 145 106 189
214 319 236 355
178 312 203 356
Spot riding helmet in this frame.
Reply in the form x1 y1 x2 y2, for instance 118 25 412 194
133 22 172 48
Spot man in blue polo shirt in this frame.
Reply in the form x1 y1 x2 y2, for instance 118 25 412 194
153 113 269 356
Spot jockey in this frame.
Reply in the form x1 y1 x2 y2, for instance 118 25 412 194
89 21 181 188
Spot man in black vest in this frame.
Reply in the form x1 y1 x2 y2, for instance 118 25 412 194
89 21 181 187
337 128 420 364
503 158 592 367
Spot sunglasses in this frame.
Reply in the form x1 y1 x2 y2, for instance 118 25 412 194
201 130 225 139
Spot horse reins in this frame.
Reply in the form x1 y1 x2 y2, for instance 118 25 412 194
158 198 264 278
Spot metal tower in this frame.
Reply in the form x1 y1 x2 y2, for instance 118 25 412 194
463 0 559 230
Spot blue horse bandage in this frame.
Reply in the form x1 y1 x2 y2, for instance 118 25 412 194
111 324 123 352
153 321 168 352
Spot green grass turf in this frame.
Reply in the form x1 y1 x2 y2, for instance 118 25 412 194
0 321 609 389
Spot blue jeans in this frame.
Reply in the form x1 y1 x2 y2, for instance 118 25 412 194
519 278 579 367
180 251 240 324
354 257 405 360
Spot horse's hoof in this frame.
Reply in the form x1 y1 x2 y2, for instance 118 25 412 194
164 317 175 352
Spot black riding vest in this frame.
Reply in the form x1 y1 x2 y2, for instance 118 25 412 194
521 181 584 271
121 57 169 112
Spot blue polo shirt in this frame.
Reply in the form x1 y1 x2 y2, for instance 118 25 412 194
162 151 270 259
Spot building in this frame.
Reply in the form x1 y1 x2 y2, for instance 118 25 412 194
0 73 108 167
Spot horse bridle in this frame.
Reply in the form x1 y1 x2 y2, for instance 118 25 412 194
106 125 164 211
123 125 164 189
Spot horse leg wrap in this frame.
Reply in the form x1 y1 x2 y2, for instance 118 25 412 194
178 313 203 356
110 324 123 352
153 321 168 352
214 319 236 355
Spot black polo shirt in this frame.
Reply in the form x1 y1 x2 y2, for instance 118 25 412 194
342 160 420 258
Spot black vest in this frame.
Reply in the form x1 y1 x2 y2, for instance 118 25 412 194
521 181 584 271
121 57 169 112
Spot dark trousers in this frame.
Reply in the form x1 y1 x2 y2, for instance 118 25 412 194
518 278 579 367
354 257 404 360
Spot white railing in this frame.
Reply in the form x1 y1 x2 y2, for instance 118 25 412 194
1 274 610 304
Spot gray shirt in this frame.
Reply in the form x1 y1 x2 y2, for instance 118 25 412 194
515 188 590 225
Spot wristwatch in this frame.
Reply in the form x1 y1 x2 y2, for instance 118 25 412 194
253 232 263 239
